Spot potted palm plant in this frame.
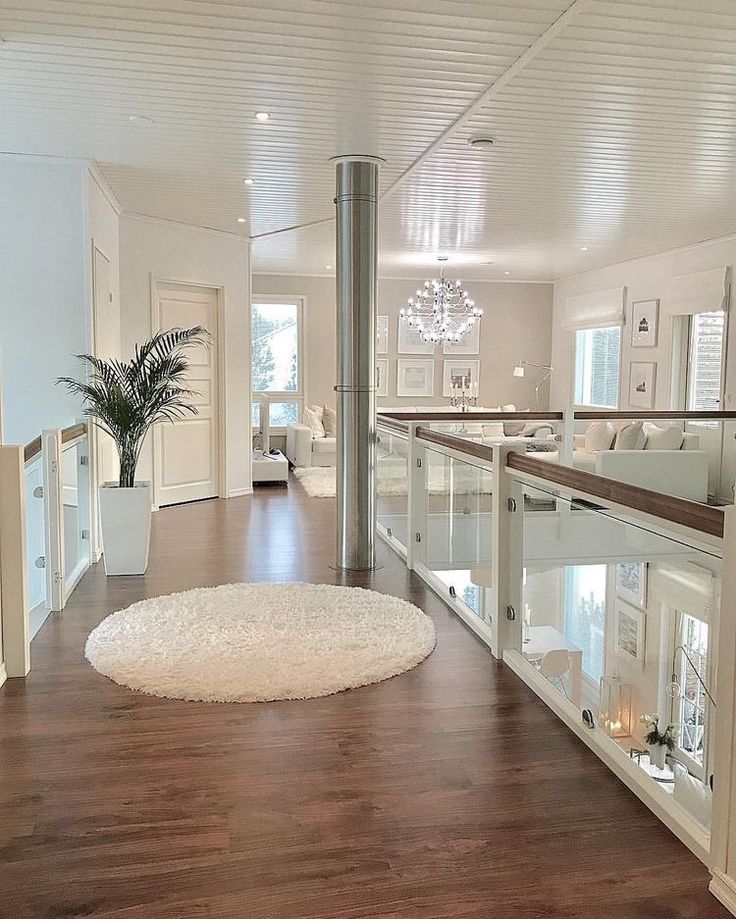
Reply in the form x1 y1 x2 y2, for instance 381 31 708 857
59 327 209 575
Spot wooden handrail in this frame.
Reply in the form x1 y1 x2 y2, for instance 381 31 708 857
23 436 42 464
506 451 724 539
376 416 410 436
574 410 736 421
380 411 563 422
61 422 87 445
415 426 495 464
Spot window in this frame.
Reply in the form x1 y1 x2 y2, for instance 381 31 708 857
686 311 725 412
574 326 621 408
251 299 303 428
564 565 606 683
672 612 709 779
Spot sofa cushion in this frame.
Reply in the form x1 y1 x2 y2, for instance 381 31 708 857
522 422 554 439
644 423 684 451
304 405 325 438
481 422 505 439
323 406 337 436
614 421 647 451
584 421 616 453
312 436 336 454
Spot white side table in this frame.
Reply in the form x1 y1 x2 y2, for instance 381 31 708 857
252 450 289 485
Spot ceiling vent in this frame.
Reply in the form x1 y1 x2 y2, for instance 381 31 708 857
468 136 495 149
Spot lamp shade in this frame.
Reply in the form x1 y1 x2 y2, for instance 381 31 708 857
513 365 525 378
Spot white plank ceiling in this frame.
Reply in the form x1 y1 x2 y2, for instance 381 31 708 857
1 0 736 279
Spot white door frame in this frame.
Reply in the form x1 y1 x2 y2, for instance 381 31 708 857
149 275 227 510
89 239 112 561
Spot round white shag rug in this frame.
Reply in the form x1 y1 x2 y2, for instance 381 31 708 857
85 582 436 703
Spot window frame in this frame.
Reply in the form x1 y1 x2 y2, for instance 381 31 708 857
251 295 306 433
684 310 726 417
668 609 711 782
572 324 622 410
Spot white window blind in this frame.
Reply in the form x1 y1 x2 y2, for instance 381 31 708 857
574 326 621 408
664 267 729 316
563 287 625 330
687 310 725 412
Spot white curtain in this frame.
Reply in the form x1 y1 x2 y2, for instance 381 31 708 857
562 286 626 330
664 266 730 316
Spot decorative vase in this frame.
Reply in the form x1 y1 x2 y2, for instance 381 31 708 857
648 743 667 769
98 482 152 575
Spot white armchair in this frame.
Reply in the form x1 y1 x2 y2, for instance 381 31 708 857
286 423 336 467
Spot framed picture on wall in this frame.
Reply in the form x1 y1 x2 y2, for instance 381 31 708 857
397 317 434 354
397 359 434 397
615 561 648 609
376 358 389 397
628 361 656 409
615 600 646 669
376 315 389 354
631 299 659 348
442 321 481 355
442 359 480 397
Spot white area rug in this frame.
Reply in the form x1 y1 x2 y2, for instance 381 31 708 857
85 582 436 703
294 464 491 499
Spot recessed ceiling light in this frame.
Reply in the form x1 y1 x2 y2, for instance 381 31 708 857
580 245 589 251
236 217 246 224
504 271 511 275
255 111 270 122
243 178 255 185
128 114 154 124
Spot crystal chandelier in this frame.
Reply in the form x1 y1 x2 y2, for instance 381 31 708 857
399 257 483 344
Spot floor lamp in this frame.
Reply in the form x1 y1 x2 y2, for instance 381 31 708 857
513 360 554 409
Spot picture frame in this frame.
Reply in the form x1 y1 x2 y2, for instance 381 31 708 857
615 561 648 609
442 359 480 397
397 316 434 354
442 321 481 355
628 361 656 409
397 359 434 397
615 599 646 669
376 315 389 355
631 299 659 348
375 358 388 397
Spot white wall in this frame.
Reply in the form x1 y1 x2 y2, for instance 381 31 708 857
551 236 736 412
119 216 251 497
253 274 554 410
87 170 121 361
0 157 89 445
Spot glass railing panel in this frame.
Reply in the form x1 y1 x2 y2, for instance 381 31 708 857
376 425 409 551
24 455 46 615
425 446 493 627
518 480 719 836
61 440 87 591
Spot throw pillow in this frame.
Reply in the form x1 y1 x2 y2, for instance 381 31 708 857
614 421 647 451
504 408 530 437
644 423 684 451
584 421 616 453
521 422 554 439
304 405 326 438
322 406 337 436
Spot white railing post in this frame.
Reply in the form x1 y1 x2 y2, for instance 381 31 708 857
709 505 736 912
490 444 524 659
42 429 64 612
406 423 426 571
561 407 575 467
0 445 30 678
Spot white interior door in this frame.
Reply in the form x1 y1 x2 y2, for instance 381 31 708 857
92 247 118 489
153 282 220 507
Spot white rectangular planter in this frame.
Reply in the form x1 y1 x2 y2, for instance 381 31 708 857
99 482 152 576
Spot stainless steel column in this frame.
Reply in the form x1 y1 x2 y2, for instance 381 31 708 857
333 155 383 570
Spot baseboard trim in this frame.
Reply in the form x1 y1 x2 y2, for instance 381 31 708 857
711 871 736 915
228 487 253 498
0 661 7 689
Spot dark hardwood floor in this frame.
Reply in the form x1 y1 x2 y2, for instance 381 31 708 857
0 484 728 918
